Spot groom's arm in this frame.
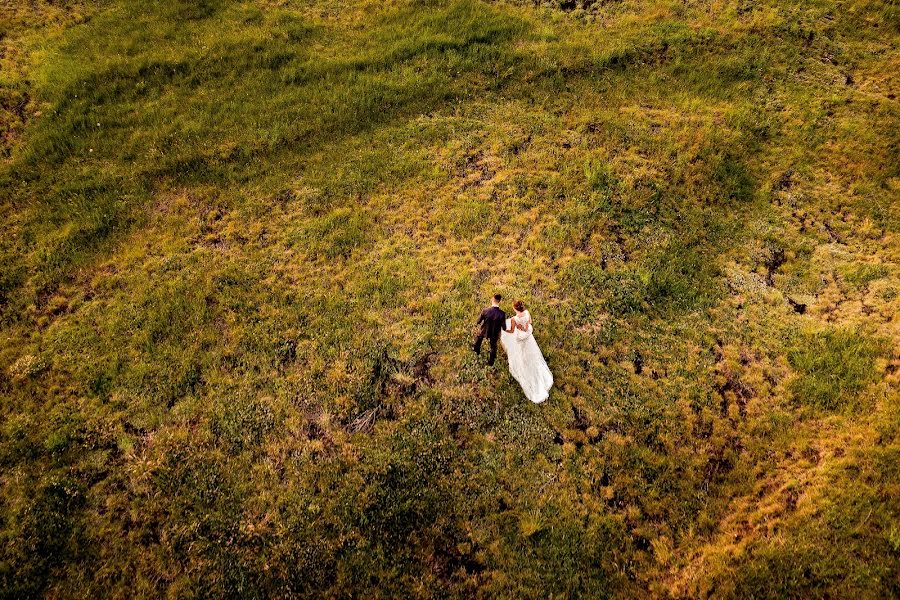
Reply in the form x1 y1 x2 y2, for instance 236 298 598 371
476 309 485 325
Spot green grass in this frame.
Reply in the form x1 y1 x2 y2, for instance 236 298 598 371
0 0 898 597
788 328 886 411
712 444 900 598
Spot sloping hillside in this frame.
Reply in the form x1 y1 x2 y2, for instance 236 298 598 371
1 0 898 596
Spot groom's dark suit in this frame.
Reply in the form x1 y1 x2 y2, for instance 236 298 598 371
474 305 506 366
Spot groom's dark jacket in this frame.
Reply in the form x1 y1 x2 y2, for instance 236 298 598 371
477 306 507 341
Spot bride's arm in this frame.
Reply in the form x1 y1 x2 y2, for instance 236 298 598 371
505 316 516 333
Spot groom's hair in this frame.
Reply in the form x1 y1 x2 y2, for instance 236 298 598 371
493 293 502 302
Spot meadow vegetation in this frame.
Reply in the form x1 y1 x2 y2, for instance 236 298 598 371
1 0 898 596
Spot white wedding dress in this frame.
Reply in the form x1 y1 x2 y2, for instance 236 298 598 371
500 310 553 403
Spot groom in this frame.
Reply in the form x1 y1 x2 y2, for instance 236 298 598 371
473 293 506 366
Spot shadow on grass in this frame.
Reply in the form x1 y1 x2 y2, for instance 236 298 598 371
2 0 527 303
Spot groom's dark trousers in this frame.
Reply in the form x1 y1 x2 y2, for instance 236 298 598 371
474 306 506 366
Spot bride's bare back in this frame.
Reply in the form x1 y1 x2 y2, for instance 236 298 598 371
508 309 531 333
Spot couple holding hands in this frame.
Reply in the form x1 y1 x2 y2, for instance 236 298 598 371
473 294 553 404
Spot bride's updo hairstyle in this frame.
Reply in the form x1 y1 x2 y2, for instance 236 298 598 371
514 300 525 312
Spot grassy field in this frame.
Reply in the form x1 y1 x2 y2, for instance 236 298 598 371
1 0 898 596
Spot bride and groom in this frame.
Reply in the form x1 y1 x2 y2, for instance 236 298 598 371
473 294 553 404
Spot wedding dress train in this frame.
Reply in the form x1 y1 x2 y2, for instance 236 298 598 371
500 310 553 403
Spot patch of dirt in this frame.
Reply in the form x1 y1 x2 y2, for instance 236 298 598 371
457 150 496 189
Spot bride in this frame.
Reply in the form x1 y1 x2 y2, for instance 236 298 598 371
500 300 553 404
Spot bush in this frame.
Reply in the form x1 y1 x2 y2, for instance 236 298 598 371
645 239 721 313
211 396 277 453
